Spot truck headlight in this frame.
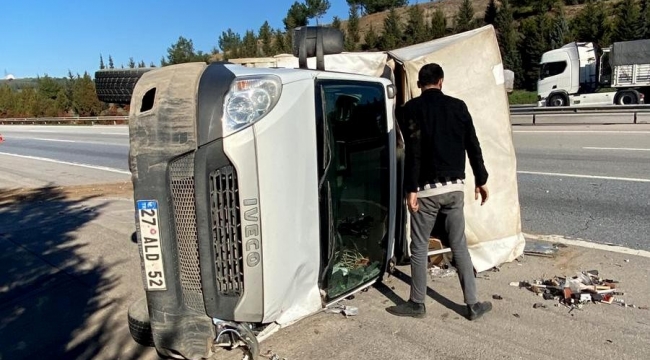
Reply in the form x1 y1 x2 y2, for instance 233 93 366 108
223 75 282 137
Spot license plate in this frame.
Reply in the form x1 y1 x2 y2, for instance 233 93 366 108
137 200 167 291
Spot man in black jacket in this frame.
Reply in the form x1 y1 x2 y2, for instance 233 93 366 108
387 63 492 321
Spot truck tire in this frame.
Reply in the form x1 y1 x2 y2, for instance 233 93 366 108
128 297 155 347
615 90 639 105
95 68 152 104
547 93 568 107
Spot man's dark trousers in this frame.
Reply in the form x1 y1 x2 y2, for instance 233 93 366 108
409 191 478 305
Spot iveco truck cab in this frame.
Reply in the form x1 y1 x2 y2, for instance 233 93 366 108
95 25 525 360
537 40 650 107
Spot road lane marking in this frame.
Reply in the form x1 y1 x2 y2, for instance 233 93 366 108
513 130 650 134
100 132 128 135
518 170 650 183
32 138 76 143
0 152 130 175
525 233 650 259
583 146 650 152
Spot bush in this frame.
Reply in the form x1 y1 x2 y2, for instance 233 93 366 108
508 90 538 105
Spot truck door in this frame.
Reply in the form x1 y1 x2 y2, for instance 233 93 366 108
316 79 392 301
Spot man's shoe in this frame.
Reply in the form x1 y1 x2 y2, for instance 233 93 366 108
386 300 426 318
467 301 492 321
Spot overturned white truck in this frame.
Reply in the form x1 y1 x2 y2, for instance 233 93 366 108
95 25 524 359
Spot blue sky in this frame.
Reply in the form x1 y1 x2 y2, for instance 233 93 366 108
1 0 373 79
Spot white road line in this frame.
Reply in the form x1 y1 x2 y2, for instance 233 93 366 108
0 152 130 175
525 233 650 259
517 170 650 183
513 130 650 134
100 132 128 135
583 146 650 152
32 138 76 143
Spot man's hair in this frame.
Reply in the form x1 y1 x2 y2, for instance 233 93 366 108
418 63 444 86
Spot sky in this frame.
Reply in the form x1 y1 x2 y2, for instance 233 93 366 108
1 0 370 79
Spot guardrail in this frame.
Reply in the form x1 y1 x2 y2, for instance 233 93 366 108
1 105 650 126
0 116 129 125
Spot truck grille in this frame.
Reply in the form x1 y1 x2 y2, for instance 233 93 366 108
169 153 205 312
210 166 244 296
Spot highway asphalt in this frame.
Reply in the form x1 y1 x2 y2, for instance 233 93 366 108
1 124 648 250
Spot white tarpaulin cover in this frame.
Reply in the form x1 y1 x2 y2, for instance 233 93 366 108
231 25 524 273
390 26 525 272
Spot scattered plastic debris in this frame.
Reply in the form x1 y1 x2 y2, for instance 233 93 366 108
512 270 645 311
429 265 457 278
513 313 521 318
261 350 287 360
326 304 359 317
533 303 547 309
524 240 560 257
492 294 503 300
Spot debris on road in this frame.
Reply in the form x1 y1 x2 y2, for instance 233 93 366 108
533 303 547 309
513 313 521 318
523 240 560 257
326 304 359 317
513 270 646 310
260 350 287 360
492 294 503 300
429 265 457 278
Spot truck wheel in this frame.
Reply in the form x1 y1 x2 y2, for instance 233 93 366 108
95 68 152 104
547 94 567 107
128 297 155 347
615 91 639 105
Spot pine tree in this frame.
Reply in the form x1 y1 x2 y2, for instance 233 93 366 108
108 55 114 69
260 21 274 56
150 62 156 68
241 30 259 58
331 16 342 30
138 60 146 68
99 55 106 70
274 29 289 55
164 36 200 64
284 1 309 30
363 24 380 50
429 9 447 40
128 57 136 68
612 0 644 42
404 4 427 46
351 0 408 14
219 29 242 58
570 0 611 46
643 0 650 38
484 0 498 26
495 0 523 88
379 7 403 50
345 4 361 51
54 88 71 116
72 72 102 116
306 0 331 25
519 15 552 90
455 0 476 33
549 5 570 49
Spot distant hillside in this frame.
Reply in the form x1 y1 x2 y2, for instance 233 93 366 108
0 77 67 91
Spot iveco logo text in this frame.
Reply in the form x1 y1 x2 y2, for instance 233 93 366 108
243 199 261 267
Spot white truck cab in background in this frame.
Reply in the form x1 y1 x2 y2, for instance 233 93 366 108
537 40 650 107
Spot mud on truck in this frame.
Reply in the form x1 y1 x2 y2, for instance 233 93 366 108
94 26 525 359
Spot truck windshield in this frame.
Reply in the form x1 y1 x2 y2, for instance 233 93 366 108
539 61 567 80
317 80 390 301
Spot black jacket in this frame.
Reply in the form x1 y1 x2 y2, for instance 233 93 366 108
399 88 488 193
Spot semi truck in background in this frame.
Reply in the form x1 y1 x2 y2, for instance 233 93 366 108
537 39 650 107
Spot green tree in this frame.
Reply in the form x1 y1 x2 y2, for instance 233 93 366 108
643 0 650 38
306 0 331 25
612 0 644 42
138 60 146 68
259 21 274 56
219 29 242 58
0 85 15 117
570 0 611 46
348 0 408 14
99 55 106 70
55 88 71 116
108 55 114 69
455 0 476 33
284 1 309 30
379 7 403 50
162 36 206 65
484 0 498 26
519 15 552 90
404 4 427 45
128 57 136 68
72 73 103 116
496 0 523 88
346 4 361 51
429 9 447 40
362 24 380 50
549 4 570 49
331 16 342 30
150 62 156 67
273 29 289 55
37 75 63 100
241 30 259 57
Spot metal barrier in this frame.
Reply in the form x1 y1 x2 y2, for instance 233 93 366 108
1 105 650 126
0 116 129 125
